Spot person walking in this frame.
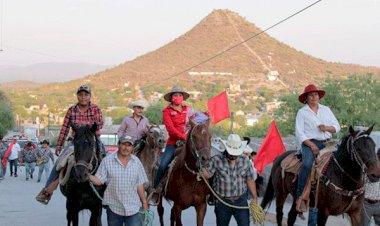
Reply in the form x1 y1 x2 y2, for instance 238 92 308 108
202 134 257 226
89 135 148 226
8 137 21 177
295 84 340 226
36 85 104 204
20 140 38 181
360 148 380 226
37 140 54 183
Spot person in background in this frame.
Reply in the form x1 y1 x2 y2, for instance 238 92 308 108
8 137 21 177
360 148 380 226
149 86 193 205
37 139 54 183
89 135 148 226
20 140 38 181
0 139 7 180
202 134 257 226
117 99 150 151
36 85 104 204
295 84 340 226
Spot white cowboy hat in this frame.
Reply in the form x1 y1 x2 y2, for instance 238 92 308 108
221 134 247 156
128 99 146 109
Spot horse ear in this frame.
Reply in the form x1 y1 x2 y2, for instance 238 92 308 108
349 126 355 136
364 124 374 135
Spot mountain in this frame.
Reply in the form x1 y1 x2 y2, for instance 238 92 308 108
0 62 112 83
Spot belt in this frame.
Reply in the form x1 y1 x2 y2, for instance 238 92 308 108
223 195 244 201
365 198 380 204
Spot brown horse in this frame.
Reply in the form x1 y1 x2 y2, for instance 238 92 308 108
136 125 166 195
261 126 380 226
157 119 212 226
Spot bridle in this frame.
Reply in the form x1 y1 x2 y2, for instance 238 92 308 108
74 132 99 175
145 126 164 149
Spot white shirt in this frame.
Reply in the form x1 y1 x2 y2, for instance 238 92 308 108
8 143 21 160
295 103 340 145
95 152 148 216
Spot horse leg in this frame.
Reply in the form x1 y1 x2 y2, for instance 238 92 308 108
317 211 328 226
287 200 298 226
194 203 207 226
348 210 362 226
66 201 72 226
170 204 183 226
275 191 287 226
89 207 103 226
157 197 165 226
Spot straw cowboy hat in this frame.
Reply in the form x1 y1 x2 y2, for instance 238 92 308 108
128 99 146 109
164 86 190 102
221 134 247 156
298 84 325 104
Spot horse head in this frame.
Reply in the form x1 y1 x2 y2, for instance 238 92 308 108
188 119 212 162
348 125 380 182
146 125 166 150
72 123 98 183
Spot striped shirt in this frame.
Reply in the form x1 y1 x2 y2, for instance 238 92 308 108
205 154 255 197
117 115 149 140
364 177 380 201
57 103 103 150
95 152 148 216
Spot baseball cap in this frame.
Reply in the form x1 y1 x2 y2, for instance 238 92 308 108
119 135 134 145
77 85 91 94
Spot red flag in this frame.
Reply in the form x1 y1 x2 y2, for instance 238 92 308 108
254 121 286 175
2 140 14 168
207 91 230 124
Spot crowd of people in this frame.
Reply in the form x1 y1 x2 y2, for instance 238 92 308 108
1 83 379 226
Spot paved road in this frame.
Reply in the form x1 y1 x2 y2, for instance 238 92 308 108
0 164 356 226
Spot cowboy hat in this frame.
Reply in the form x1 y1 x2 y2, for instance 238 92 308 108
164 86 190 102
298 84 325 104
221 134 247 156
128 99 146 109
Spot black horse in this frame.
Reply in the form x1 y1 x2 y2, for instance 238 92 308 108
60 124 106 226
261 126 380 226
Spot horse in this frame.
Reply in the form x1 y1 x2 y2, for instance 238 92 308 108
157 119 212 226
135 125 166 195
60 123 106 226
261 126 380 226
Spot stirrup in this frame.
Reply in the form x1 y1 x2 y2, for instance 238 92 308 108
35 189 51 205
147 191 160 206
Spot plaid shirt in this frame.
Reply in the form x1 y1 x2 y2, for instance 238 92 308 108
364 177 380 201
205 154 255 197
57 103 103 149
21 146 38 163
95 152 148 216
37 147 54 164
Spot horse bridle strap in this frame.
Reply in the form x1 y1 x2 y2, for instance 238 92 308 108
319 174 364 197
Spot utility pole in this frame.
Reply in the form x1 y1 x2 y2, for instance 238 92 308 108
229 112 234 134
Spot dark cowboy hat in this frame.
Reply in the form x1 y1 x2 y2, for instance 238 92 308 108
77 85 91 94
164 86 190 102
298 84 325 104
40 139 50 145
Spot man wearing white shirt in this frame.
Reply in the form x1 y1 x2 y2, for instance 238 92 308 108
8 137 21 177
295 84 340 226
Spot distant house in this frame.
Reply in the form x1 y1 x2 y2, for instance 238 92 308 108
267 70 279 81
265 100 283 112
188 91 202 99
246 114 260 126
235 110 245 116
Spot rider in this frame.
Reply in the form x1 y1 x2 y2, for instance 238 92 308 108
117 99 150 151
149 86 193 204
35 85 104 205
295 84 340 225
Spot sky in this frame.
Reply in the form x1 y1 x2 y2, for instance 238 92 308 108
0 0 379 67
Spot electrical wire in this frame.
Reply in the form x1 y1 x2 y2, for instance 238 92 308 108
142 0 322 90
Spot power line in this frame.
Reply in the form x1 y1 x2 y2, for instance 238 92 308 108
142 0 322 90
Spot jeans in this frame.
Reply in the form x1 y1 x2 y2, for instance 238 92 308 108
153 144 176 188
9 159 18 175
0 165 5 179
106 208 142 226
38 162 50 182
45 145 71 188
360 200 380 226
25 162 36 179
214 196 250 226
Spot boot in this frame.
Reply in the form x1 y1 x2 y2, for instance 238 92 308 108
35 178 59 205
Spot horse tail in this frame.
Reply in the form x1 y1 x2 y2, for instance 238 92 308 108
260 173 275 210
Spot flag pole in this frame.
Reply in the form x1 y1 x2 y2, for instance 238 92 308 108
229 111 234 134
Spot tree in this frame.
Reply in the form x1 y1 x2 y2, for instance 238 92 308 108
0 91 15 137
144 100 167 125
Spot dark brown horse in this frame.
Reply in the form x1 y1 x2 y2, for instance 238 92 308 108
157 119 212 226
261 126 380 226
136 125 166 195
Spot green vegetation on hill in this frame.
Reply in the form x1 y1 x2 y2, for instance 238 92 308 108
0 91 15 138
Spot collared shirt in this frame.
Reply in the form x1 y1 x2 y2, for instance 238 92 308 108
205 154 255 197
295 103 341 145
162 105 193 145
21 146 38 163
37 147 54 163
57 103 103 149
117 115 149 140
8 143 21 160
364 177 380 201
95 152 148 216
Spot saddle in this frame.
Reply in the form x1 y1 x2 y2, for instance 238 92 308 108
56 147 75 186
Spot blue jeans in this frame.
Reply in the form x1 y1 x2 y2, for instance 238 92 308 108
214 196 250 226
25 162 36 179
153 144 176 188
45 145 72 188
360 200 380 226
9 159 18 175
106 208 142 226
38 162 50 182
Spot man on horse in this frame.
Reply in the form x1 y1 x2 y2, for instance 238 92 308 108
117 99 150 152
202 134 258 226
89 134 149 226
35 85 105 205
295 84 340 225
